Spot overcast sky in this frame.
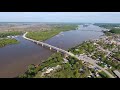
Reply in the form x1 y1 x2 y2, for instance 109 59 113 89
0 12 120 23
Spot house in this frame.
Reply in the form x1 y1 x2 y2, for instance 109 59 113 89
45 68 53 74
79 68 84 73
93 42 97 45
7 36 10 38
96 73 100 77
75 49 79 51
63 58 68 63
87 76 92 78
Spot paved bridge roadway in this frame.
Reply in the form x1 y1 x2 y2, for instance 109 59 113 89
23 32 75 57
23 32 115 78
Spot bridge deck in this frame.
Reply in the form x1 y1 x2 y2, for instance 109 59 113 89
23 32 74 57
23 32 115 78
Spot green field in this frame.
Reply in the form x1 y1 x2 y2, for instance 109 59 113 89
26 25 78 41
0 38 19 48
26 30 61 41
94 23 120 29
103 28 120 36
98 71 110 78
109 28 120 34
0 31 23 38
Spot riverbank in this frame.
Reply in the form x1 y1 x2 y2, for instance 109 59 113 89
0 31 22 48
0 38 19 48
0 24 80 78
0 31 23 38
18 25 117 78
19 31 118 78
0 24 110 78
69 32 120 77
18 52 90 78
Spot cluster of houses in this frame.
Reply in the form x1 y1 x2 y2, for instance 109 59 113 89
103 35 120 45
87 64 102 78
41 65 61 77
97 61 112 69
7 35 18 38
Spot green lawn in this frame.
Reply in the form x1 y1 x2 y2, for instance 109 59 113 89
99 71 110 78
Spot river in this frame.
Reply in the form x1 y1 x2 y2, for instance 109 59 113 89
0 24 104 78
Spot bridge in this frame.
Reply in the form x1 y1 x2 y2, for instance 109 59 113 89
23 32 75 58
23 32 115 78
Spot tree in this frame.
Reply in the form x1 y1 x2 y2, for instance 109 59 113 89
18 74 27 78
63 63 70 70
73 70 80 78
26 64 36 76
69 59 75 65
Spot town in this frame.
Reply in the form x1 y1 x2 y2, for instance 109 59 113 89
18 25 120 78
0 12 120 78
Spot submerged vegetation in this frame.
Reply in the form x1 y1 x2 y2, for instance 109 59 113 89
0 38 19 48
26 25 78 41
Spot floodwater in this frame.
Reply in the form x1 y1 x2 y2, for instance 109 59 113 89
0 24 104 78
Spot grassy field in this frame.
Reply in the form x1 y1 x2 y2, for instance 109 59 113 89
0 38 19 48
98 71 110 78
26 30 61 41
0 31 23 38
94 23 120 29
109 28 120 34
26 25 78 41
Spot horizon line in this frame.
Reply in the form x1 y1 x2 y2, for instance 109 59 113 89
0 22 120 24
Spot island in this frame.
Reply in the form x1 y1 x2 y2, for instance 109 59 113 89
0 31 22 47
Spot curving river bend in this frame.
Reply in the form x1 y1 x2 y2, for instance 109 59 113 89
0 25 104 78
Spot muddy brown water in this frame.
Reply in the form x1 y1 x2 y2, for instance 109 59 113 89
0 25 104 78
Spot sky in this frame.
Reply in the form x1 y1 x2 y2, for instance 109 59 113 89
0 12 120 23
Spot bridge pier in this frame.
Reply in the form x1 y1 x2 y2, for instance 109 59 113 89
23 33 72 60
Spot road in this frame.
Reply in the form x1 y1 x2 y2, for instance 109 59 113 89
77 54 115 78
23 32 115 78
23 32 75 57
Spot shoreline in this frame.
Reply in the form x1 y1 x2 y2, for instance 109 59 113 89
26 25 78 42
18 29 116 78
